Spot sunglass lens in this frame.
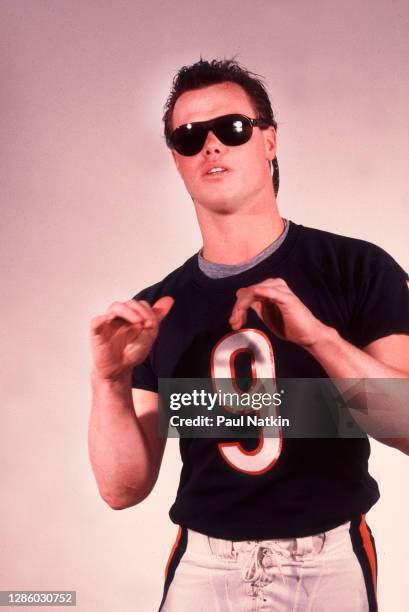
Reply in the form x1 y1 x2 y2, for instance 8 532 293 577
173 124 207 156
214 115 253 146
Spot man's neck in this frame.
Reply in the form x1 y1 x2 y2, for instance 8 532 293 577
195 196 284 265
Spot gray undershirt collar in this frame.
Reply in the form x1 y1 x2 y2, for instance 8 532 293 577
198 219 289 279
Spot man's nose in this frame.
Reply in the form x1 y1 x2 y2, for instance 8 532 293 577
203 130 225 155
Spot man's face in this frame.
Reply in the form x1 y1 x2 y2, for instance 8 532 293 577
170 82 277 213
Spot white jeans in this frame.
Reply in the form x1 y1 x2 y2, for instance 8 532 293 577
160 521 376 611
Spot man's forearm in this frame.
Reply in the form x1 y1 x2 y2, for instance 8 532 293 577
88 372 154 508
306 326 409 453
307 326 407 378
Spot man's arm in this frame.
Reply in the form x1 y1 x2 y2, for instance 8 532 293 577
361 334 409 453
88 296 173 509
230 278 409 454
307 329 408 378
88 377 166 509
307 329 409 454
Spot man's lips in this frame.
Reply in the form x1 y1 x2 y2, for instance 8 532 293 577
202 164 232 177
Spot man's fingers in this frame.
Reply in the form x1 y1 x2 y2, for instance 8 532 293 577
234 280 289 308
106 301 145 325
92 296 174 337
230 285 290 330
229 287 258 328
130 297 174 327
152 296 175 322
251 286 290 303
251 277 290 291
90 312 143 338
128 300 157 329
232 286 284 316
90 315 109 335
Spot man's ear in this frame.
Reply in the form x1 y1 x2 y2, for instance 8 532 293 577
263 126 277 162
171 149 180 171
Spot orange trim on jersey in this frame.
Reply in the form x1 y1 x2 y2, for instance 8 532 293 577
164 526 182 579
359 514 378 598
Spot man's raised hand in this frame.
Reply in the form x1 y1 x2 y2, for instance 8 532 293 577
90 296 174 381
229 278 327 349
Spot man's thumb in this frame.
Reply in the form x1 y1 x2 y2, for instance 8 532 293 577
152 296 174 321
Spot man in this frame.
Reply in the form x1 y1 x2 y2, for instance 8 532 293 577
89 59 409 611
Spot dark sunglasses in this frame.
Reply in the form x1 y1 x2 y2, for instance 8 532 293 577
167 113 270 156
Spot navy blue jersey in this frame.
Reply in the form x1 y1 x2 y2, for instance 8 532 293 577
131 221 409 539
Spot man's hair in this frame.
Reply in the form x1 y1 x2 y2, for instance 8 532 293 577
163 58 280 196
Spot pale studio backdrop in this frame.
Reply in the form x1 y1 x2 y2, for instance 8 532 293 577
1 1 408 611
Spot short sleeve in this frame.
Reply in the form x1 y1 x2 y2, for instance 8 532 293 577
350 251 409 348
131 359 158 392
